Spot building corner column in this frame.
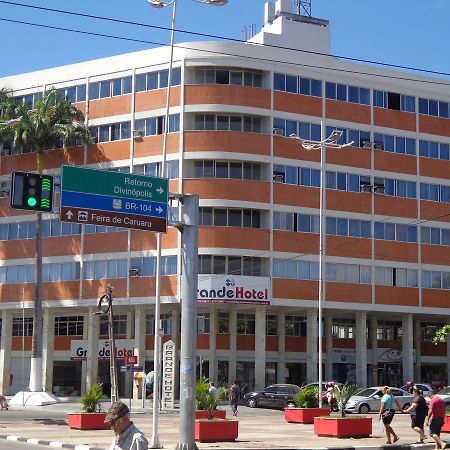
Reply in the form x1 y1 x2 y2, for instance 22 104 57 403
277 313 286 383
208 309 217 383
133 305 146 399
0 310 13 394
85 307 99 394
229 310 237 384
306 308 318 383
355 311 367 388
402 314 414 382
42 309 54 393
325 315 333 381
370 317 378 385
254 306 266 391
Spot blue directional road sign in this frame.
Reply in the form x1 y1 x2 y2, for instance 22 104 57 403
60 166 169 232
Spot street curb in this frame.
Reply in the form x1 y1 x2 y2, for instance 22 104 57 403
0 434 439 450
0 434 105 450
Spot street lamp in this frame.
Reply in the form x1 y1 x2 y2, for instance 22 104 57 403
290 121 353 407
147 0 227 448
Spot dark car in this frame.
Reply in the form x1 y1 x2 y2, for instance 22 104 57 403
243 384 301 409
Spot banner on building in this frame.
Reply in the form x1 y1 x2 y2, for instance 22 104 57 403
198 275 270 304
70 339 135 361
162 340 176 410
333 348 356 364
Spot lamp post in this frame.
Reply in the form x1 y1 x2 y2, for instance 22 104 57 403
290 121 352 407
147 1 228 448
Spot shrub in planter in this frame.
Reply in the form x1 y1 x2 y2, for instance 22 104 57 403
68 384 109 430
332 383 360 417
195 377 228 420
284 386 330 424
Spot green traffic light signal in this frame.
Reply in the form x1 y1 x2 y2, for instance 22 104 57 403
10 171 54 212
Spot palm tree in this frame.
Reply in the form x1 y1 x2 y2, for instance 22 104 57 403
0 88 91 392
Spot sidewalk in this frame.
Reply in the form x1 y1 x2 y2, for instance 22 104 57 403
0 399 445 450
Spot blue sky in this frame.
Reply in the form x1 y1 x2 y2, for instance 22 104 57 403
0 0 449 79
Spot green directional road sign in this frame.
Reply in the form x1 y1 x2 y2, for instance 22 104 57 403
60 166 169 232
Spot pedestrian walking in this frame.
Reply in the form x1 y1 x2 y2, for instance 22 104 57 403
105 401 148 450
378 386 401 444
209 381 218 396
425 389 447 450
404 386 428 443
229 380 241 417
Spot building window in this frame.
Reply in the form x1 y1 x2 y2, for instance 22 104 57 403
197 313 210 333
273 259 319 281
195 67 262 88
419 97 450 119
134 160 179 179
325 217 371 238
12 317 33 337
237 313 255 335
373 90 416 113
325 82 370 105
374 222 417 243
373 133 416 155
420 183 450 203
218 312 229 333
90 121 131 143
375 267 418 288
377 321 402 340
89 76 132 100
199 207 261 228
421 226 450 246
273 164 320 188
134 114 180 137
146 313 173 334
136 68 181 92
56 84 86 103
422 271 450 290
266 315 278 335
274 73 322 97
285 315 306 336
332 318 355 339
420 323 446 342
193 160 262 181
194 114 262 133
55 316 84 336
326 263 371 284
198 255 268 277
100 315 127 336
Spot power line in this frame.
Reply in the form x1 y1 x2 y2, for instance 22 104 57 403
1 16 450 88
1 0 450 79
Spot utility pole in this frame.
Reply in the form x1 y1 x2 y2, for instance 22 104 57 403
175 194 199 450
98 284 118 403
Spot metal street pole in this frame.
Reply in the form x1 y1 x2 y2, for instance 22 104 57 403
151 1 176 446
176 194 199 450
318 121 325 407
290 124 353 405
106 285 118 403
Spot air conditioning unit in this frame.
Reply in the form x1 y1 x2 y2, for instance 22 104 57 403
374 183 385 194
133 130 143 139
362 140 373 149
374 143 383 150
360 183 372 193
273 171 285 183
129 268 140 277
273 127 284 136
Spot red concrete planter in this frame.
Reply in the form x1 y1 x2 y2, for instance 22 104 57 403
68 412 110 430
285 407 330 424
442 416 450 433
314 416 372 438
195 410 227 420
195 419 238 442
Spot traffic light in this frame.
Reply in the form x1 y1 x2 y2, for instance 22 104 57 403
10 171 54 212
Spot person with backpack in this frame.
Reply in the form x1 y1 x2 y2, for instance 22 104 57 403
404 386 429 443
229 381 241 417
378 386 402 444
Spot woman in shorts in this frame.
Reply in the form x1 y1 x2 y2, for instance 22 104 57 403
378 386 402 444
404 386 428 443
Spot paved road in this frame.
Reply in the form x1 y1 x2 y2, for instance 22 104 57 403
0 399 448 449
0 440 49 450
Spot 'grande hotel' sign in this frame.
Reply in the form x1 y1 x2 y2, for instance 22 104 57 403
197 275 270 305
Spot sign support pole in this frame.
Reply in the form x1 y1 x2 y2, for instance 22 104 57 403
176 194 199 450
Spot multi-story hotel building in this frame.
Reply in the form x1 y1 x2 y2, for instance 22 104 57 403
0 0 449 398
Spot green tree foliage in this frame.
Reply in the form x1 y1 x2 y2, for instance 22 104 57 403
195 377 228 419
293 386 319 408
433 325 450 344
78 384 107 413
333 383 360 417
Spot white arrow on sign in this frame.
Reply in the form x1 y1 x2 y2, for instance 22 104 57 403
156 206 163 214
65 210 74 220
156 186 164 194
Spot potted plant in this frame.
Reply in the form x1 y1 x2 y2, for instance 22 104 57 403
314 383 372 438
68 383 110 430
195 377 238 442
285 386 330 424
195 377 227 419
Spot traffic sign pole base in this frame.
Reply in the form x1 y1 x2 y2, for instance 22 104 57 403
149 434 163 449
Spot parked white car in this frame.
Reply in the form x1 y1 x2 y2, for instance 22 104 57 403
400 383 434 396
345 386 414 414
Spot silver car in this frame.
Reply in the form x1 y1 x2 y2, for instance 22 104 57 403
345 386 414 414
